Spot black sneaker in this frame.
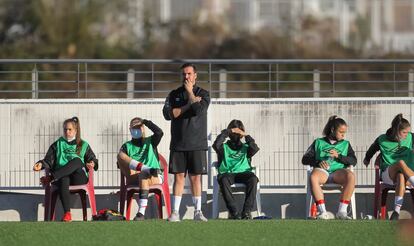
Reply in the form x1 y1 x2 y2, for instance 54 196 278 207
228 212 241 220
390 211 399 220
241 212 252 220
133 212 145 221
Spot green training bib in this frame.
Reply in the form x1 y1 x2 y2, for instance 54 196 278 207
315 138 349 174
218 142 252 174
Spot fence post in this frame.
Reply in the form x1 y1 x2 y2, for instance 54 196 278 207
127 69 135 99
219 69 227 98
409 69 414 97
313 69 320 98
32 68 38 99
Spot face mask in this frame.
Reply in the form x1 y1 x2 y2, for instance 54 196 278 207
130 128 142 139
229 133 240 142
65 136 76 142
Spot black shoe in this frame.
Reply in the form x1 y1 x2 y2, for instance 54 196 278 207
228 212 241 220
133 212 145 221
390 211 399 220
241 212 252 220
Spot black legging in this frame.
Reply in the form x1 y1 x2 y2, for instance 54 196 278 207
217 172 259 216
53 158 88 212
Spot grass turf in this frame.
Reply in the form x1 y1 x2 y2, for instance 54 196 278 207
0 220 399 246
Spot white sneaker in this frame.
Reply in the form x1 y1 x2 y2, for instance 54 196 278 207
168 211 181 222
336 211 352 220
317 212 330 220
193 210 208 222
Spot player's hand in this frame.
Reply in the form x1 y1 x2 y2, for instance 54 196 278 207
231 128 246 137
319 161 330 170
33 162 42 171
194 96 202 103
149 168 159 177
86 161 95 170
329 149 339 158
363 159 370 167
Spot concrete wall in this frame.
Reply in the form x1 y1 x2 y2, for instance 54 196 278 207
0 191 412 221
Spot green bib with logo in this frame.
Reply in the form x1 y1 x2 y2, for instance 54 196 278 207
125 137 160 169
55 137 89 170
379 133 414 171
219 142 252 174
315 138 349 174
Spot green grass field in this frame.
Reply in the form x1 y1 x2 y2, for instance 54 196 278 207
0 220 402 246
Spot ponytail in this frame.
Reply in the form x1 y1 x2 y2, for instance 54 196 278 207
322 115 347 139
386 113 410 141
63 116 82 155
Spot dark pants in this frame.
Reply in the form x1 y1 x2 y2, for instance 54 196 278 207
217 172 259 216
53 158 88 212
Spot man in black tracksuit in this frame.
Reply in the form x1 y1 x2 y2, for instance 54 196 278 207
162 63 210 222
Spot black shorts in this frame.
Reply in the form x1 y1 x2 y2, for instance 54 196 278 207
169 150 207 175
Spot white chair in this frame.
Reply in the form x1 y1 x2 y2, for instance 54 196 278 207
211 161 262 219
305 165 357 219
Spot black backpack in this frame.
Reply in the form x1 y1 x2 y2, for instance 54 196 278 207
93 209 126 221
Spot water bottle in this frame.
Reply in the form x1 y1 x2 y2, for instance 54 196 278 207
364 215 373 220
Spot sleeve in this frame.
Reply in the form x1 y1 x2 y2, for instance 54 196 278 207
38 142 57 169
212 129 230 158
302 140 319 167
189 89 210 116
84 145 99 171
337 143 357 166
162 92 174 121
412 133 414 149
143 119 164 147
364 137 380 163
119 143 128 154
245 135 260 158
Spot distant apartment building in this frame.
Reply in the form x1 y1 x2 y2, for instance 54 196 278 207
124 0 414 53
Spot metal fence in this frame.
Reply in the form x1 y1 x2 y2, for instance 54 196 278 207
1 59 414 99
0 98 411 193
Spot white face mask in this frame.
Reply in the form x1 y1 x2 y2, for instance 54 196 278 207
66 136 76 142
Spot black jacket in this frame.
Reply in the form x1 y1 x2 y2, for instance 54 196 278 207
212 129 260 167
162 85 210 151
38 139 99 171
302 137 357 168
120 120 164 169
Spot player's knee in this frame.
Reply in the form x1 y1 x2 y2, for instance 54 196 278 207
346 171 355 184
310 173 320 184
248 175 259 185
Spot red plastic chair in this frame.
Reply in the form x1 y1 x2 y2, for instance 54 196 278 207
373 155 414 219
119 154 171 220
43 166 97 221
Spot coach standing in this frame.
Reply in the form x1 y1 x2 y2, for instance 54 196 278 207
163 63 210 222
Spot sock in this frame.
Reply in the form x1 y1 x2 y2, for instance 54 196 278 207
316 200 326 213
129 159 147 171
408 176 414 187
193 196 202 211
394 196 403 214
172 196 182 213
138 199 148 215
338 199 350 214
138 190 149 215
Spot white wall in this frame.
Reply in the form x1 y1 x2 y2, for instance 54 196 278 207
0 98 412 193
